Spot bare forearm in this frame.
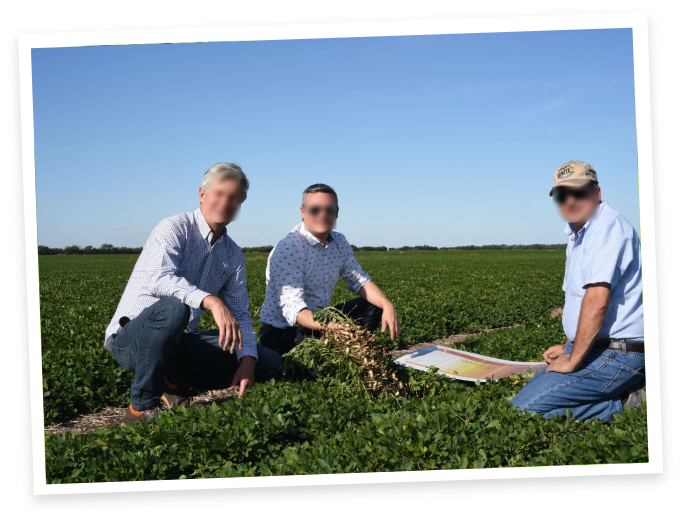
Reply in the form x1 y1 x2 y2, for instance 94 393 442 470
296 308 325 331
358 281 392 309
570 286 610 363
200 294 218 310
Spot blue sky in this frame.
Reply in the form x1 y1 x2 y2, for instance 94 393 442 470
32 29 640 249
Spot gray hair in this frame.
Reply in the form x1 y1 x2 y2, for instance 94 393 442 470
302 183 338 206
200 163 249 202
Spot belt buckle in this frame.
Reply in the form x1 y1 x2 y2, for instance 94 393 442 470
620 339 627 354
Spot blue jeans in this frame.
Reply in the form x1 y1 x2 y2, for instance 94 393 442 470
110 296 283 411
509 341 645 422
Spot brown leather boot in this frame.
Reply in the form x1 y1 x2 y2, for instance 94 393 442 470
164 375 191 407
123 398 171 423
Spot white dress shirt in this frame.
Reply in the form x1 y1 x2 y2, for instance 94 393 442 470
259 222 372 329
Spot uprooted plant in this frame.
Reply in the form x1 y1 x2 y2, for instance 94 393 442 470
280 306 410 399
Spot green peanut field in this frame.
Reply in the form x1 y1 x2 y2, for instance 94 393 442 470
39 250 648 483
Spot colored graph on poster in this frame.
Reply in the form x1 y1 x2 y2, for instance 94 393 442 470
394 346 546 382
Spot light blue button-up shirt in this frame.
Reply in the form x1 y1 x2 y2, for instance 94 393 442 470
562 200 644 342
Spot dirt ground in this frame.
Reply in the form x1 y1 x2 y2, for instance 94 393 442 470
44 387 242 437
44 307 563 437
550 306 564 318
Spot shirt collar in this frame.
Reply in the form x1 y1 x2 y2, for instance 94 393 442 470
582 200 607 232
564 200 607 237
297 222 334 246
194 206 227 243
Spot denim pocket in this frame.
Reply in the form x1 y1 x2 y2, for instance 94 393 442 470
111 345 137 373
600 362 644 399
624 351 645 362
578 347 612 373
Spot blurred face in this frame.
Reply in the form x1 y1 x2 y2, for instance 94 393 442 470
198 177 243 225
554 184 601 224
301 191 338 235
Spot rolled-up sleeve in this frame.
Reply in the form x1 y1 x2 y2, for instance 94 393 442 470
218 251 258 362
267 242 308 327
581 219 634 289
145 219 211 308
339 239 372 293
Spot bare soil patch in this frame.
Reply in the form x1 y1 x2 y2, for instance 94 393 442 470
45 388 240 437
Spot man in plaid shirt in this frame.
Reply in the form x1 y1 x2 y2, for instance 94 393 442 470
105 163 282 422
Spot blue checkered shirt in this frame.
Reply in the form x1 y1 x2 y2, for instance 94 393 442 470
104 206 258 362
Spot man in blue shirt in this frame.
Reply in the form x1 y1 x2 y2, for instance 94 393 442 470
510 160 645 422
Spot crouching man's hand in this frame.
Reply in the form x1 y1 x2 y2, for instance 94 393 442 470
201 295 242 353
542 344 567 364
380 301 400 342
545 354 582 374
228 355 256 398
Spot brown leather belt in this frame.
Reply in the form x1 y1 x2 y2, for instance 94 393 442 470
260 323 275 333
594 340 644 353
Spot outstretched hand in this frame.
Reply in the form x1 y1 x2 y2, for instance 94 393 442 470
228 356 256 398
381 302 400 342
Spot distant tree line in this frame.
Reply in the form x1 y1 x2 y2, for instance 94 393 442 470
359 244 566 251
444 244 566 250
350 245 388 251
38 242 566 255
388 245 440 251
241 246 274 253
38 244 143 255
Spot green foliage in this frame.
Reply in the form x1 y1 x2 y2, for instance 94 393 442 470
39 256 136 421
345 249 566 349
455 316 568 362
281 307 407 399
39 250 565 422
39 251 648 483
45 378 648 483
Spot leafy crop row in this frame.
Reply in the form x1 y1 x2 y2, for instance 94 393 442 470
46 375 648 483
39 251 565 423
39 251 648 483
44 312 648 482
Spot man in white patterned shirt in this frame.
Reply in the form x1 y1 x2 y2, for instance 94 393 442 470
259 183 400 355
105 163 281 422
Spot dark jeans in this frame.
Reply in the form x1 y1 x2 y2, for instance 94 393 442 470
110 296 283 411
259 297 382 356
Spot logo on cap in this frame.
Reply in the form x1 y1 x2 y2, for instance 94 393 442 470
557 164 575 179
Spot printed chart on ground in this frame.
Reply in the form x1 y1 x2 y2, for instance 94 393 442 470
394 346 547 382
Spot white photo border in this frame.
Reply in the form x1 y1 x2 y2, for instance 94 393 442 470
19 12 661 495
